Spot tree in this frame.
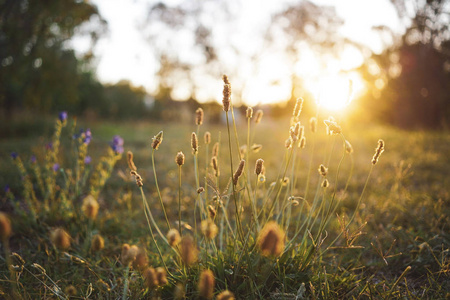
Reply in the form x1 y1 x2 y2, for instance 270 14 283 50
0 0 106 115
359 0 450 129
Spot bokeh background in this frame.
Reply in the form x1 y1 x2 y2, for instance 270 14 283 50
1 0 449 129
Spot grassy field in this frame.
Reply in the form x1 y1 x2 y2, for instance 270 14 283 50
0 108 449 299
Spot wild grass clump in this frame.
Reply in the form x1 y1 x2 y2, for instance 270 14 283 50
112 75 390 298
2 76 448 299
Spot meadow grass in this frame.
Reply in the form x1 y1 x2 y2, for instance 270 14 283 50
0 97 449 299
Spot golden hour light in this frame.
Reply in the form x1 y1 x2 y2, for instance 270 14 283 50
1 0 448 298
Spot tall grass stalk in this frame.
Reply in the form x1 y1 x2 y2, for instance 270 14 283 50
151 149 171 231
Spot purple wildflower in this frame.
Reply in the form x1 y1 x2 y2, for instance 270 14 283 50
110 135 124 154
83 128 92 145
5 184 10 193
31 155 37 164
58 111 68 122
46 142 53 151
10 152 18 160
52 163 60 172
84 156 92 165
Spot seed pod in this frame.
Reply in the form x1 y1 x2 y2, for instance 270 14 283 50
201 219 218 240
299 136 306 148
212 142 219 157
204 131 211 144
372 139 385 165
246 106 253 118
309 117 317 133
143 267 158 289
176 151 185 166
156 267 168 286
255 110 263 124
167 229 181 247
222 75 231 112
345 140 353 154
318 164 328 177
211 156 219 177
51 228 71 250
195 108 204 125
180 235 198 266
232 160 245 185
293 97 304 118
0 212 11 239
322 179 329 188
198 269 215 300
81 195 99 220
191 132 198 154
207 205 216 219
258 221 285 257
127 151 137 171
151 131 163 150
255 159 264 176
91 234 105 252
217 290 235 300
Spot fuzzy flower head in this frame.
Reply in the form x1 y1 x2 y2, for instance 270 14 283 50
258 221 285 257
151 131 163 150
52 163 60 172
324 119 342 135
84 156 92 165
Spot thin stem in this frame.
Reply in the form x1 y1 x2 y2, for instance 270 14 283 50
151 149 171 231
178 166 182 235
122 265 130 300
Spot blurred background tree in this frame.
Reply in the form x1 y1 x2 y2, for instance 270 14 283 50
359 0 450 129
0 0 106 116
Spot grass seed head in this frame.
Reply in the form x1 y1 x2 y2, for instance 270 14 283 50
127 151 137 171
176 151 185 166
258 221 285 257
255 158 264 176
191 132 199 154
156 267 168 286
204 131 211 144
211 156 220 177
51 228 71 250
197 187 205 194
212 142 219 157
293 97 304 118
322 179 329 188
91 234 105 252
133 248 148 270
318 164 328 177
251 144 262 153
232 159 245 185
81 195 99 220
143 267 158 289
217 290 235 300
167 229 181 247
285 137 293 149
97 279 111 292
207 205 216 219
201 219 218 240
222 75 231 112
196 107 204 125
65 285 77 296
246 106 253 118
180 235 198 266
121 244 138 265
198 269 215 300
299 136 306 148
345 140 354 154
255 109 264 124
324 119 342 135
309 117 317 133
151 131 163 150
372 139 385 165
0 212 11 239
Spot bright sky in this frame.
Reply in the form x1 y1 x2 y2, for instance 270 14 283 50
72 0 402 109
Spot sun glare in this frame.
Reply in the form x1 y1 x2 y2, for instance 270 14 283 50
306 73 364 111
